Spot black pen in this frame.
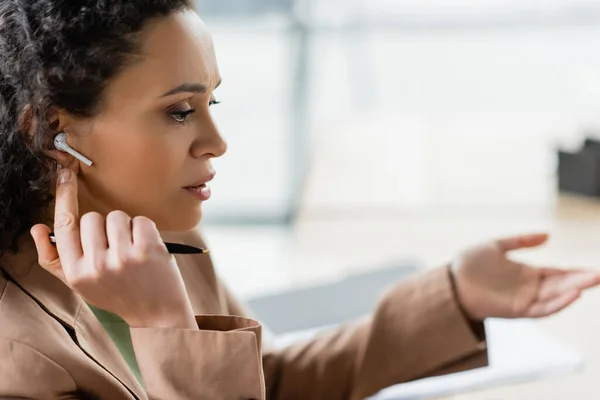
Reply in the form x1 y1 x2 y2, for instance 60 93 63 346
48 233 210 255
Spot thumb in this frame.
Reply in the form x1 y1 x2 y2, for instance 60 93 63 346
495 233 549 252
30 224 65 282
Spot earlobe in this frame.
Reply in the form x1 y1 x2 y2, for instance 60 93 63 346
47 148 74 169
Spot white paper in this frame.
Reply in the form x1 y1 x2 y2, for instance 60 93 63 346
366 318 584 400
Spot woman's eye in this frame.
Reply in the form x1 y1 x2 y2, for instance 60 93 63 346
169 108 196 124
209 99 221 106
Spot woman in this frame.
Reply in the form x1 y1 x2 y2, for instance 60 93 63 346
0 1 598 399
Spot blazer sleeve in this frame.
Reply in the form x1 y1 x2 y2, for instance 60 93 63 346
224 266 488 400
130 315 265 400
0 317 266 400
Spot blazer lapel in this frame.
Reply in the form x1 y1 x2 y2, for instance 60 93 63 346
1 235 145 400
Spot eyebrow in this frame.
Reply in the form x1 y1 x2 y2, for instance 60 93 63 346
160 79 222 98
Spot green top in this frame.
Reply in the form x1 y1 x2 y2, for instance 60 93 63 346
88 304 145 387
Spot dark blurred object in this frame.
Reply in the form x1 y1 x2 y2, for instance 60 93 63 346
558 137 600 197
583 137 600 153
247 261 419 334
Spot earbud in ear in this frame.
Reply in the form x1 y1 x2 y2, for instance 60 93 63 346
53 132 93 167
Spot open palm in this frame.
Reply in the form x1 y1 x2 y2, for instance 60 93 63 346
451 234 600 321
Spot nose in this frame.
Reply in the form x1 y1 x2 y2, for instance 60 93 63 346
191 115 227 159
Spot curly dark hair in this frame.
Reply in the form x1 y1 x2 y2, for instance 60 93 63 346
0 0 190 255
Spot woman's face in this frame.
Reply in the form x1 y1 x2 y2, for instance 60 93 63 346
57 9 225 232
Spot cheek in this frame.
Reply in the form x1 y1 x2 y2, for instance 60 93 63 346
97 135 169 178
81 125 185 205
75 117 202 229
105 145 178 197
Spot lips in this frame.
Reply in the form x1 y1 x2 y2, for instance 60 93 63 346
184 172 215 189
183 171 215 201
184 183 206 189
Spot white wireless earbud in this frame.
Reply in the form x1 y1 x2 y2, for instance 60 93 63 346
53 132 93 167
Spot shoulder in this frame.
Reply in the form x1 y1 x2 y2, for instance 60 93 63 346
0 270 77 365
0 274 75 394
0 335 74 375
0 335 76 396
0 270 49 341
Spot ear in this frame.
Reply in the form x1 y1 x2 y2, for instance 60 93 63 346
20 105 80 171
46 109 82 170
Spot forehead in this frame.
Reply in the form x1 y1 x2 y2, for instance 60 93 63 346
142 10 219 85
103 10 220 107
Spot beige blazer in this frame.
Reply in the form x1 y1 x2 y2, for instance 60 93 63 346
0 228 487 400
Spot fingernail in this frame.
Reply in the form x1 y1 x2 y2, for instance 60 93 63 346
58 168 71 184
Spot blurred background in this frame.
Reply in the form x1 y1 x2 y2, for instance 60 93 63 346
194 1 600 399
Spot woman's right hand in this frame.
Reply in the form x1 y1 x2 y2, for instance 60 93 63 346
30 168 197 330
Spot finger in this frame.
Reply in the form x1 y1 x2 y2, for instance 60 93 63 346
80 212 107 256
47 150 80 173
526 290 580 318
539 267 569 276
555 271 600 292
106 210 132 251
53 168 83 266
30 224 65 282
538 271 600 301
131 216 162 248
540 267 594 276
495 233 549 252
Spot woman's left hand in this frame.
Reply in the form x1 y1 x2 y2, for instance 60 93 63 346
451 233 600 321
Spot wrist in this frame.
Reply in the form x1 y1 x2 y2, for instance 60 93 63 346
126 306 197 329
447 265 484 323
447 266 486 341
